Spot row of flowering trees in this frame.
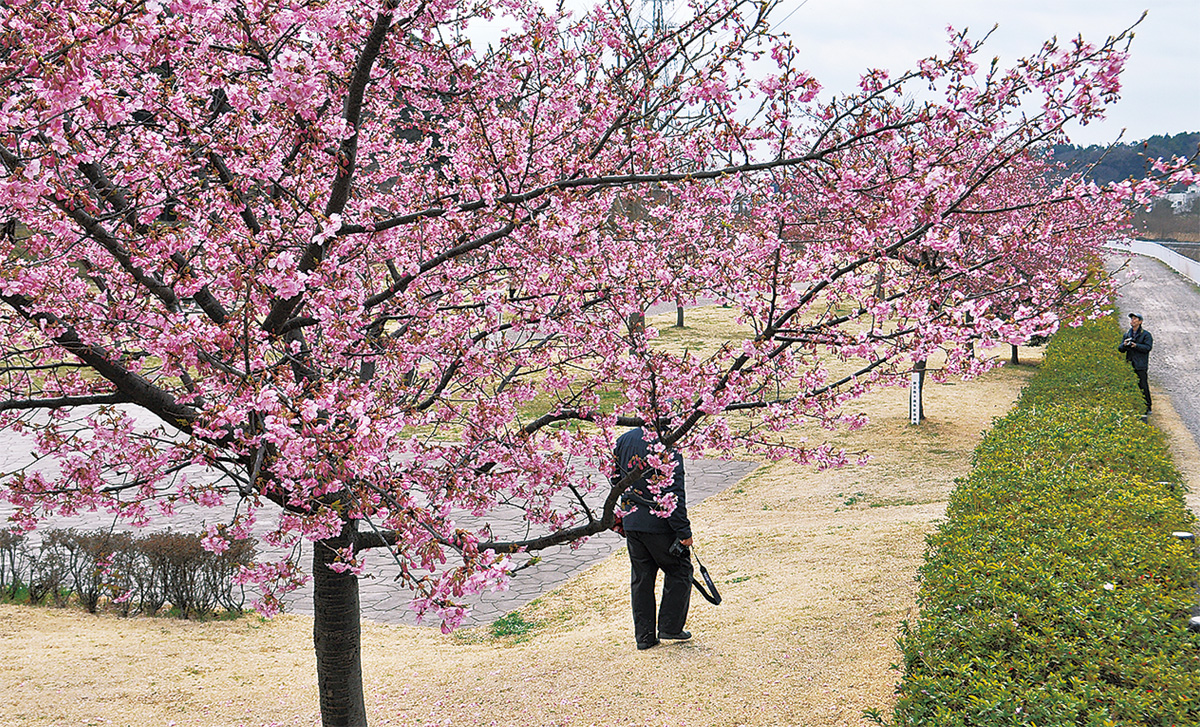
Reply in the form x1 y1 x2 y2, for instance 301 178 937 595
1 0 1192 724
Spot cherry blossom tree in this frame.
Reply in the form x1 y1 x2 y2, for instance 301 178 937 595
2 0 1191 724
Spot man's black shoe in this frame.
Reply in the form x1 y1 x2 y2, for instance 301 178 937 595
657 630 691 641
637 640 660 650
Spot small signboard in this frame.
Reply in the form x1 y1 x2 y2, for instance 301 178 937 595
909 372 922 425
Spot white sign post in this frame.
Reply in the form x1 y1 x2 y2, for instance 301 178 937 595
909 371 922 425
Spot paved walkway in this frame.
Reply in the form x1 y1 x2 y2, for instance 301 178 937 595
359 458 757 626
0 426 756 626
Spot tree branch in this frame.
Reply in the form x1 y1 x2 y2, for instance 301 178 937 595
0 392 133 412
1 292 200 434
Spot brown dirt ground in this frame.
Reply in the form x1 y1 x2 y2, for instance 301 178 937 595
2 348 1197 727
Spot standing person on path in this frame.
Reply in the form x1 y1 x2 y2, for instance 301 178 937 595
612 427 694 651
1118 312 1154 415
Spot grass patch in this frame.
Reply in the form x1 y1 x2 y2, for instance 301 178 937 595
487 611 542 643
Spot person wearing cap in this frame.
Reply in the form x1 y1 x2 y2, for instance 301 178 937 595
1118 312 1153 415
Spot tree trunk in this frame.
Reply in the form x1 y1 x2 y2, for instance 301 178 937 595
675 299 684 328
627 311 645 354
313 521 367 727
1011 344 1019 365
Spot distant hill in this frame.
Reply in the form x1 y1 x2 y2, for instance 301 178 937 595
1051 132 1200 185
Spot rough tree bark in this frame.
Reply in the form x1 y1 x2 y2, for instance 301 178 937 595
313 523 366 727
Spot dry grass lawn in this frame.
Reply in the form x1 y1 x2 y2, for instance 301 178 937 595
2 335 1197 727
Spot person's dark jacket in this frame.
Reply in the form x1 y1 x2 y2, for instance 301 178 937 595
611 428 691 540
1118 327 1153 371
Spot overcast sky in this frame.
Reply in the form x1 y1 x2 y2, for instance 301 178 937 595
488 1 1196 147
772 0 1198 147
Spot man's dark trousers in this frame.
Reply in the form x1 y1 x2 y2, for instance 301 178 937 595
1135 368 1151 412
627 530 692 645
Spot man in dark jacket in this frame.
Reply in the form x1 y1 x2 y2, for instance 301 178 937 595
612 427 694 650
1118 312 1153 415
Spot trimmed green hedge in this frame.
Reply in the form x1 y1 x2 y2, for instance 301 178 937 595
892 316 1199 726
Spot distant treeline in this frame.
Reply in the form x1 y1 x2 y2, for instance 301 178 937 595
1051 132 1200 186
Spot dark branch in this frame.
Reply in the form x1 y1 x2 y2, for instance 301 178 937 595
336 131 917 237
0 393 133 412
365 220 518 309
1 292 200 434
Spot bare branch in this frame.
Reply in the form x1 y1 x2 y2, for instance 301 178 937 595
0 392 132 411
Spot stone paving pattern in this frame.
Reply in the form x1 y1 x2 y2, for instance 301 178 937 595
0 431 756 627
352 458 758 626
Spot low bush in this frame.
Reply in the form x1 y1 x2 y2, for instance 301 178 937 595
0 528 254 619
891 316 1200 726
